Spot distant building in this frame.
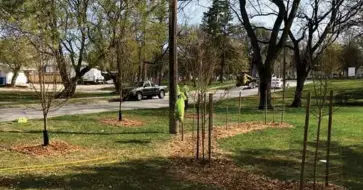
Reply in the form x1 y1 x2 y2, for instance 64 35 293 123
0 64 28 86
355 67 363 78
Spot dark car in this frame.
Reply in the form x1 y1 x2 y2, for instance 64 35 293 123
123 81 167 101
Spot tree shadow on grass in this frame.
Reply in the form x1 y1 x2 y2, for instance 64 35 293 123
227 140 363 189
0 158 216 190
116 140 151 144
1 130 164 136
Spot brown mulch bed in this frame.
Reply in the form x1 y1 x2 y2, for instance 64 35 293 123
10 141 82 157
184 114 216 119
167 122 344 190
101 118 144 127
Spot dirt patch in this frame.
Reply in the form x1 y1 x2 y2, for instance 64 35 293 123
101 118 144 127
167 122 343 190
170 122 292 159
10 141 82 157
214 121 292 139
184 114 216 119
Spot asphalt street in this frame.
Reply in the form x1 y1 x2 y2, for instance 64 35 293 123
0 81 303 122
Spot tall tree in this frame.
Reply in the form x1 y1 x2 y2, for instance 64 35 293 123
232 0 301 109
88 0 136 120
201 0 234 83
288 0 363 107
2 0 95 98
0 38 35 87
341 37 363 74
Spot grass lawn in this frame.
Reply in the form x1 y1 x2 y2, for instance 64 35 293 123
187 80 236 92
0 109 215 189
214 79 363 189
0 91 117 108
0 79 362 189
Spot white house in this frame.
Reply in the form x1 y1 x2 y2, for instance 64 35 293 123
0 66 28 86
355 67 363 78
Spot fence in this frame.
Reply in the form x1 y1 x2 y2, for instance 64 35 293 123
28 73 62 83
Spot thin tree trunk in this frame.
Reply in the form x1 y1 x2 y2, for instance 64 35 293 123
43 113 49 146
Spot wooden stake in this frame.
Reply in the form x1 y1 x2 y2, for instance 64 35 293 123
196 94 200 160
226 93 229 129
300 92 311 190
181 122 184 141
265 89 267 125
208 93 213 162
325 90 333 187
238 91 242 126
273 88 275 123
192 94 195 141
202 93 206 162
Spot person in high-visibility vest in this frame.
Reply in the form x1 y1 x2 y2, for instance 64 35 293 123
176 84 186 123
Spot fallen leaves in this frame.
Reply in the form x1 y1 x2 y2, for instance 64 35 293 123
100 118 144 127
184 114 215 119
10 141 82 157
167 122 344 190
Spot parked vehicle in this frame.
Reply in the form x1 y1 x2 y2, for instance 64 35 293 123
123 81 167 101
82 68 104 84
237 72 258 89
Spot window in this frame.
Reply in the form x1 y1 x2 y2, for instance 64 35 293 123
144 82 151 87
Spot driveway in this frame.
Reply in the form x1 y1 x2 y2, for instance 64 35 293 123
0 81 306 122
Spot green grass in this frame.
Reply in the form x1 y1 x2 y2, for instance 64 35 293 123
1 79 363 189
0 109 216 189
187 80 236 92
215 79 363 189
0 91 117 107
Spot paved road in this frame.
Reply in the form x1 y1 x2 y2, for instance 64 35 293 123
0 81 303 122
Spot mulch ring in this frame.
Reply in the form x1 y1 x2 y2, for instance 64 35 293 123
10 141 82 157
167 122 344 190
100 118 144 127
184 113 216 119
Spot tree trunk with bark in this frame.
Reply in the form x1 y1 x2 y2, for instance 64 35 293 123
10 66 20 87
291 59 310 107
258 67 273 109
219 51 225 83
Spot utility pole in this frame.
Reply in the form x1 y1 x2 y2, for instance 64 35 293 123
169 0 177 134
281 44 286 123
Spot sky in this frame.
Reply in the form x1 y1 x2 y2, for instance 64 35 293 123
178 0 210 25
177 0 275 27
